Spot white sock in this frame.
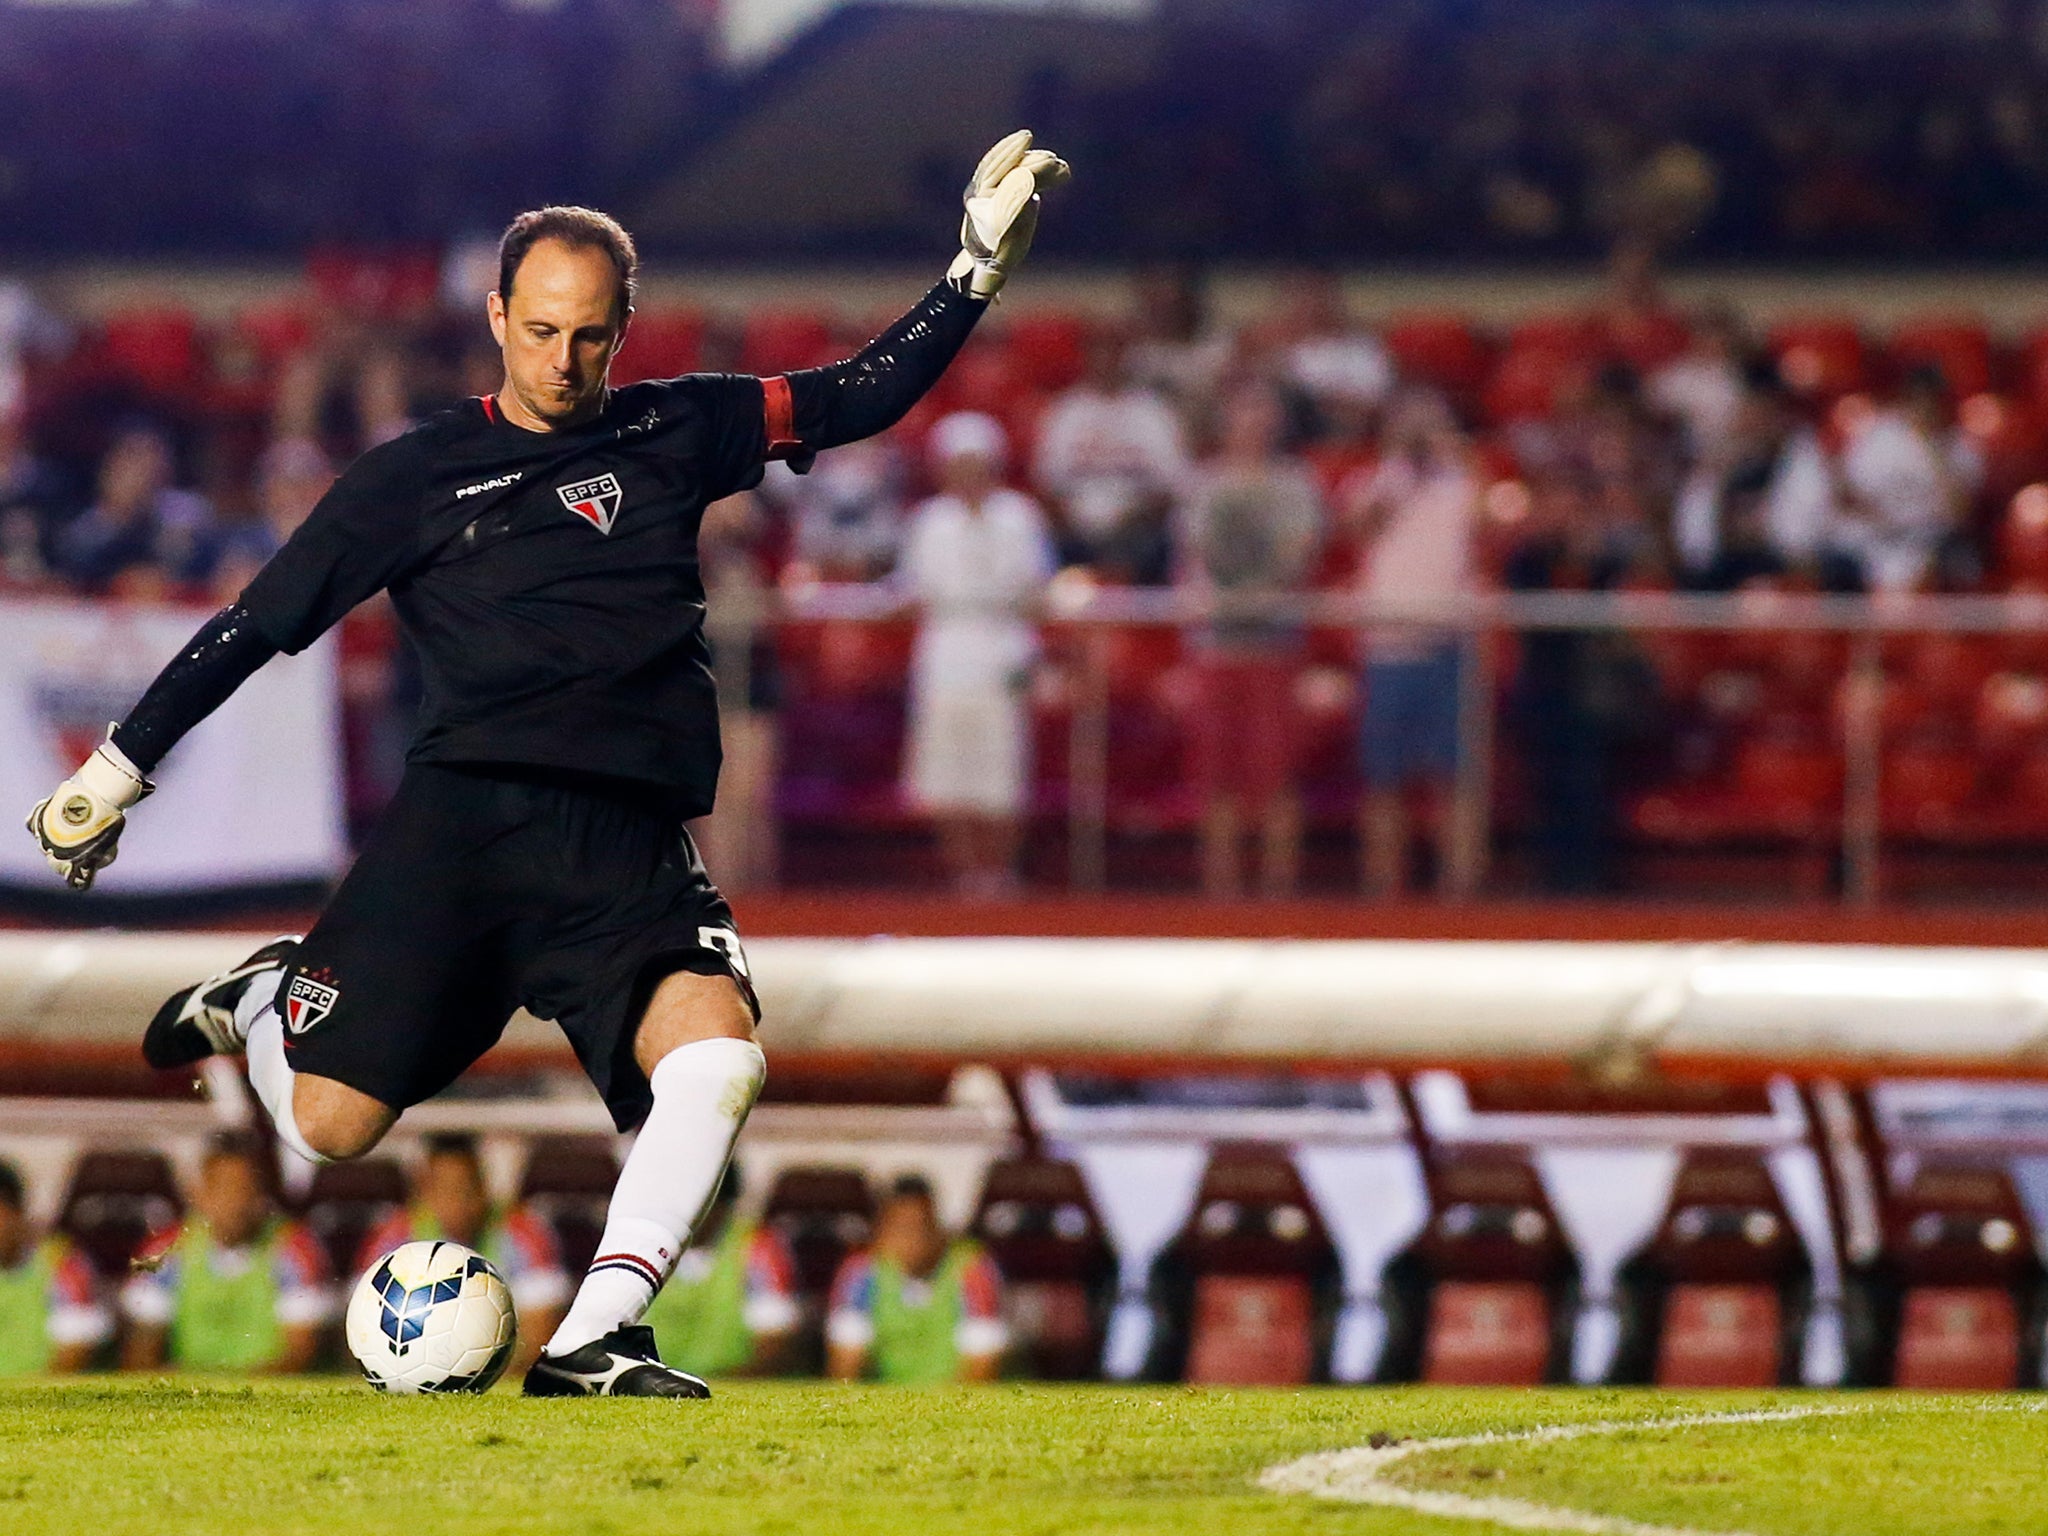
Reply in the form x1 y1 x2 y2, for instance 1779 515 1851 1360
235 964 285 1038
245 1004 329 1166
546 1036 766 1357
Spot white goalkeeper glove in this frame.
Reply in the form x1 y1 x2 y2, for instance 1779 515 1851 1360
26 729 152 891
946 129 1071 301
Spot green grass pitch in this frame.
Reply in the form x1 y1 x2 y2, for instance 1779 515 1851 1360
1 1380 2044 1535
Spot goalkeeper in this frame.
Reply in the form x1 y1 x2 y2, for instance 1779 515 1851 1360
27 132 1068 1398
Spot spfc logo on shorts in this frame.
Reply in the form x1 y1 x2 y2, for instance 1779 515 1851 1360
556 472 625 534
283 974 339 1035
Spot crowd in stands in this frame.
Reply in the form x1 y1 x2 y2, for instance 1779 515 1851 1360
0 1137 1007 1385
19 0 2048 264
1058 2 2048 263
12 1 2048 265
10 236 2048 896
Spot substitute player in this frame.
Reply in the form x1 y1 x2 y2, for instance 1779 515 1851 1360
27 132 1068 1397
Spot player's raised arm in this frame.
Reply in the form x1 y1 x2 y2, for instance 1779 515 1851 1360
775 130 1070 459
25 435 428 890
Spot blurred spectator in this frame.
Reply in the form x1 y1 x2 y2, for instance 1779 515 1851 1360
767 440 906 582
208 437 336 599
53 424 219 597
1674 361 1837 589
900 413 1055 899
357 1133 568 1379
1835 367 1983 592
1506 476 1666 894
1650 304 1750 469
1342 391 1482 899
1031 328 1185 584
1541 365 1682 578
0 1159 110 1376
1273 271 1395 423
1126 265 1234 409
16 9 2048 266
826 1175 1006 1385
695 490 781 892
1596 236 1694 375
1180 384 1323 899
0 411 71 587
642 1166 798 1379
122 1134 331 1373
268 340 416 466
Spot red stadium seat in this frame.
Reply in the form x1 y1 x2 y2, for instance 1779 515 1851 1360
764 1166 876 1298
1732 725 1840 833
1004 313 1090 393
1894 634 1995 724
1415 1151 1571 1385
1999 485 2048 583
1422 1281 1553 1385
2013 328 2048 415
1883 1161 2036 1390
1606 306 1691 373
306 247 440 318
1655 1284 1783 1388
101 308 203 396
1976 671 2048 764
811 620 914 699
1956 395 2048 507
298 1157 407 1280
1174 1146 1332 1386
1893 1287 2020 1391
1769 317 1869 398
609 308 704 384
1383 313 1490 397
1483 348 1579 423
762 1165 875 1373
971 1157 1112 1380
232 302 317 367
517 1136 622 1278
1640 1150 1806 1388
777 621 914 824
57 1151 183 1280
1891 317 1993 398
2003 745 2048 837
1506 313 1602 361
1882 730 1978 835
1294 665 1359 822
740 310 837 375
938 344 1024 421
1185 1276 1317 1386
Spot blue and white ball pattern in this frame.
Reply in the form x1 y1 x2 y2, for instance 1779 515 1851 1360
345 1239 518 1394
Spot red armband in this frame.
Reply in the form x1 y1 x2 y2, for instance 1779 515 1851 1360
762 374 801 459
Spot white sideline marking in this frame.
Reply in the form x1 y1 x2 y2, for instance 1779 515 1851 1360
1257 1401 2040 1536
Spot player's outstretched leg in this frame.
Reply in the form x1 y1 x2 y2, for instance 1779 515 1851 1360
142 935 300 1068
522 1324 711 1398
527 972 766 1399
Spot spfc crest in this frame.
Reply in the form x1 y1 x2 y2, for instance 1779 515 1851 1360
284 974 340 1034
556 472 624 534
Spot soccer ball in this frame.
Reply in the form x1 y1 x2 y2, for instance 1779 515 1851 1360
345 1239 518 1394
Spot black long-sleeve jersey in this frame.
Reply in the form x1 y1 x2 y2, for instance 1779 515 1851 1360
112 281 987 817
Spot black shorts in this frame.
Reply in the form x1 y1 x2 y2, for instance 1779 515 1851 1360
279 762 757 1131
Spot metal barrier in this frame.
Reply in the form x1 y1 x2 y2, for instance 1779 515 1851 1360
777 582 2048 905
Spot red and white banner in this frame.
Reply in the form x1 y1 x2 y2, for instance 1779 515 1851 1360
0 597 345 893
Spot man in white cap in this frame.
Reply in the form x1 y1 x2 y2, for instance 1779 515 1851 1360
899 410 1054 897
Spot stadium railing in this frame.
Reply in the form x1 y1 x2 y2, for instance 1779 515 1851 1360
773 582 2048 904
